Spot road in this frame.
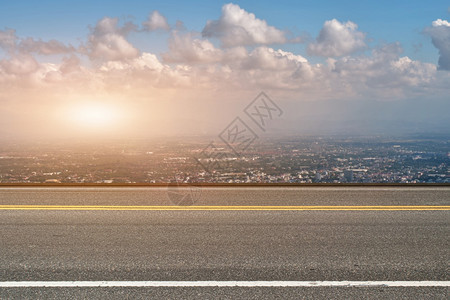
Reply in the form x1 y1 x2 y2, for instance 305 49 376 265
0 187 449 299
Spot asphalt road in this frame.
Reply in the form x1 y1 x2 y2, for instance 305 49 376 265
0 187 449 299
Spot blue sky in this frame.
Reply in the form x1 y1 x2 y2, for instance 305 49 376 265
1 0 448 63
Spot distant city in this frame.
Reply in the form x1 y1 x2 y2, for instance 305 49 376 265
0 136 449 184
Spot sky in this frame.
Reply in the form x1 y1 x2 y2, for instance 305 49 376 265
0 1 449 139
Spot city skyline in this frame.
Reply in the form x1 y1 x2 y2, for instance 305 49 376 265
1 136 448 184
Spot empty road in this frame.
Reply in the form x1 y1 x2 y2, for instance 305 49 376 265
0 187 449 299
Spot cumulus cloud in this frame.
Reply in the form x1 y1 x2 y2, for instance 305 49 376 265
241 47 307 70
83 17 139 61
220 42 436 97
202 3 286 47
1 29 74 56
227 47 318 90
308 19 367 57
0 12 447 106
330 43 436 98
59 55 82 74
100 52 164 72
432 19 450 27
0 54 39 75
162 32 223 63
143 11 170 31
425 19 450 70
161 30 309 73
0 29 17 52
97 51 198 91
0 39 439 102
19 38 74 55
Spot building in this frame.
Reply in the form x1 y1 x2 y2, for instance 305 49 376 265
344 169 354 182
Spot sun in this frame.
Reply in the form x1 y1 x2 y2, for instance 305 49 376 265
70 101 120 128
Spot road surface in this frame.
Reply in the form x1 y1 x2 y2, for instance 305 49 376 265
0 187 449 299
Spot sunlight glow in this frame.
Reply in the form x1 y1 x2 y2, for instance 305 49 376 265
70 102 120 128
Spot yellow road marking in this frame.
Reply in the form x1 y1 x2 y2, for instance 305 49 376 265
0 205 449 211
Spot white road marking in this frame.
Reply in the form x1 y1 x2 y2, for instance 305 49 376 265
0 281 449 287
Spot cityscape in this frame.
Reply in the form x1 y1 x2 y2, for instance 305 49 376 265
1 136 448 184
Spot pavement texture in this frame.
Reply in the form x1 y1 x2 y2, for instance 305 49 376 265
0 187 449 299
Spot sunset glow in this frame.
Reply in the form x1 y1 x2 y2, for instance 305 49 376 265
72 102 119 127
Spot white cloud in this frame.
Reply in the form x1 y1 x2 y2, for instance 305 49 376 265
161 31 309 74
162 32 223 63
0 14 448 106
1 29 74 56
425 19 450 70
59 55 82 74
0 40 439 102
308 19 367 57
0 29 17 52
330 43 436 97
432 19 450 27
202 3 286 47
0 54 39 75
241 47 307 70
100 52 164 72
83 17 139 61
143 11 170 31
19 38 74 55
